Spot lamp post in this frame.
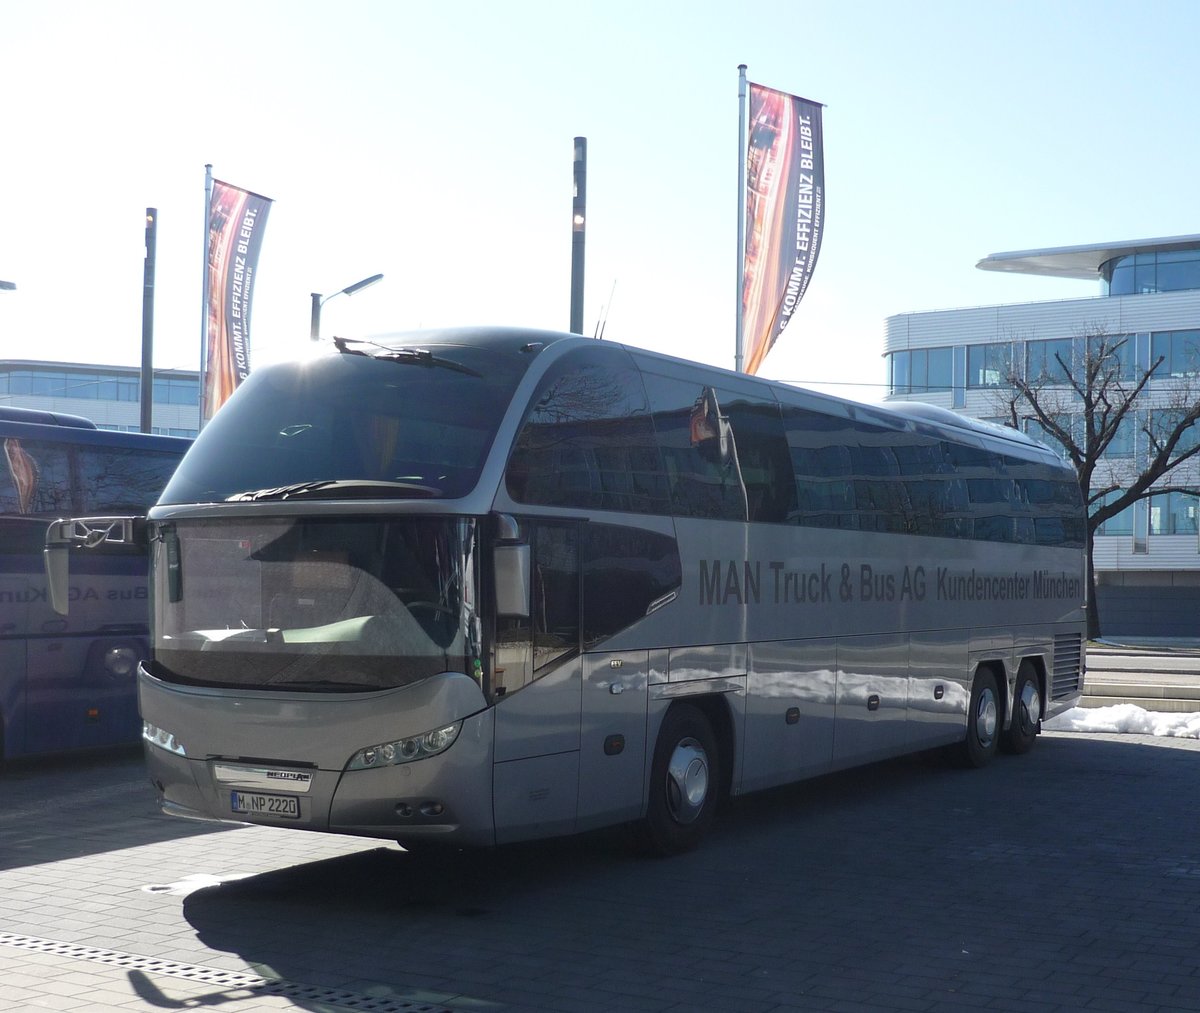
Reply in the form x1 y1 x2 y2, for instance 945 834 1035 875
309 273 384 341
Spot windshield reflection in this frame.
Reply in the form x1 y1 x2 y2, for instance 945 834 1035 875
150 516 479 692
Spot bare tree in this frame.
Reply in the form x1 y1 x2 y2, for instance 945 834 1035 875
995 325 1200 637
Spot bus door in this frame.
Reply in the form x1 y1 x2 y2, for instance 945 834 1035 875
577 650 649 831
492 520 583 844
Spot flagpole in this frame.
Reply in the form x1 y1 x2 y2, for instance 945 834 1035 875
735 64 747 374
199 163 213 430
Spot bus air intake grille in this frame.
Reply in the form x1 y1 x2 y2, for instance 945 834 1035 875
1051 633 1083 699
0 932 457 1012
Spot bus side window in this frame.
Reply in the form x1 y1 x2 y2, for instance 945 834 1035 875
1 439 73 515
531 523 579 671
723 397 795 523
506 346 670 516
75 447 184 513
643 374 747 521
493 521 580 697
582 522 682 650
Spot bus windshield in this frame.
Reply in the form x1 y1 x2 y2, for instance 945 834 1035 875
148 515 480 692
159 343 531 505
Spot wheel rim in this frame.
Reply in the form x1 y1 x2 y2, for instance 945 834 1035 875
1018 680 1041 735
975 686 998 747
665 736 709 825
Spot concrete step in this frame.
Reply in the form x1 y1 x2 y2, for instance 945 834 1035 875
1081 681 1200 712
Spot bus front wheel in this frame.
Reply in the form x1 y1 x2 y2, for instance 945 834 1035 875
1002 661 1041 755
955 668 1000 768
638 704 720 856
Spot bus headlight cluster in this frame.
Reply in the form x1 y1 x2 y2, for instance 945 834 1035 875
143 721 186 756
104 646 140 678
347 721 462 770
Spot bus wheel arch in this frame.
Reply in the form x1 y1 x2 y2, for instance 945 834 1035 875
1001 658 1044 755
638 699 726 856
955 664 1003 768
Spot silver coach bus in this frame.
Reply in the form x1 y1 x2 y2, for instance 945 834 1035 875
48 328 1086 854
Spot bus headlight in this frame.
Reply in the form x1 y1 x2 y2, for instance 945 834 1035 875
104 646 140 678
347 721 462 770
143 721 186 756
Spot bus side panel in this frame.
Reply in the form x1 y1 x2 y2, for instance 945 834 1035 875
493 657 582 843
23 633 146 755
0 548 31 757
832 635 910 767
0 639 25 758
577 650 649 831
492 657 581 763
907 629 970 748
742 638 836 793
22 552 148 755
494 752 580 844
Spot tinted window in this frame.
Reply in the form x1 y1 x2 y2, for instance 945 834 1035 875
161 345 533 504
723 396 795 523
582 523 681 649
644 374 747 521
507 346 671 514
532 523 579 671
76 447 180 513
0 438 72 515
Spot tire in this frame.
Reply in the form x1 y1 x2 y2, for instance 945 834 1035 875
1001 661 1042 755
638 704 720 856
955 668 1000 768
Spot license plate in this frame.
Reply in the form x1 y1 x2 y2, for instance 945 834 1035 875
230 790 300 819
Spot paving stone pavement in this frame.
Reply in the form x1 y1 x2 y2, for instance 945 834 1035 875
2 732 1200 1013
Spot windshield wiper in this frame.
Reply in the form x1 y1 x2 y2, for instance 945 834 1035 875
225 479 442 502
332 337 482 377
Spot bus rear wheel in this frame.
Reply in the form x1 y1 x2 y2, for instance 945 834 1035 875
638 704 719 856
1002 661 1041 755
955 668 1000 768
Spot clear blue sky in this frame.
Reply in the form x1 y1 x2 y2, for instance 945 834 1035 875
2 0 1198 403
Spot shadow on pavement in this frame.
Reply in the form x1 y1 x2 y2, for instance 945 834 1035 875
178 734 1200 1012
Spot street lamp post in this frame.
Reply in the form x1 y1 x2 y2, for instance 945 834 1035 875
310 273 384 341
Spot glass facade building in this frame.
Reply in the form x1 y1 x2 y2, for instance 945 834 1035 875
884 235 1200 637
0 360 199 437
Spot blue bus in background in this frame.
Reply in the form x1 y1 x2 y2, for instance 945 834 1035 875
0 407 189 759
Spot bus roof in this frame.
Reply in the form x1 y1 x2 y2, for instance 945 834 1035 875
0 405 97 428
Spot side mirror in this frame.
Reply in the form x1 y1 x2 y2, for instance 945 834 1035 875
44 516 146 616
493 543 530 618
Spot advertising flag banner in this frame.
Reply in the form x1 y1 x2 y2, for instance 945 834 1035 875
741 83 824 376
203 179 273 420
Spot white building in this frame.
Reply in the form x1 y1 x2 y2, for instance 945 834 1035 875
885 235 1200 637
0 360 198 437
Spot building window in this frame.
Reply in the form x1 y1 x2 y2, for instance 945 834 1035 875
889 347 951 396
153 378 200 405
1095 490 1134 535
1102 416 1135 459
1086 334 1137 381
1103 248 1200 296
890 351 911 396
1148 409 1200 455
966 343 1013 388
1150 492 1199 535
1025 338 1074 382
1151 329 1200 378
1024 416 1074 459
